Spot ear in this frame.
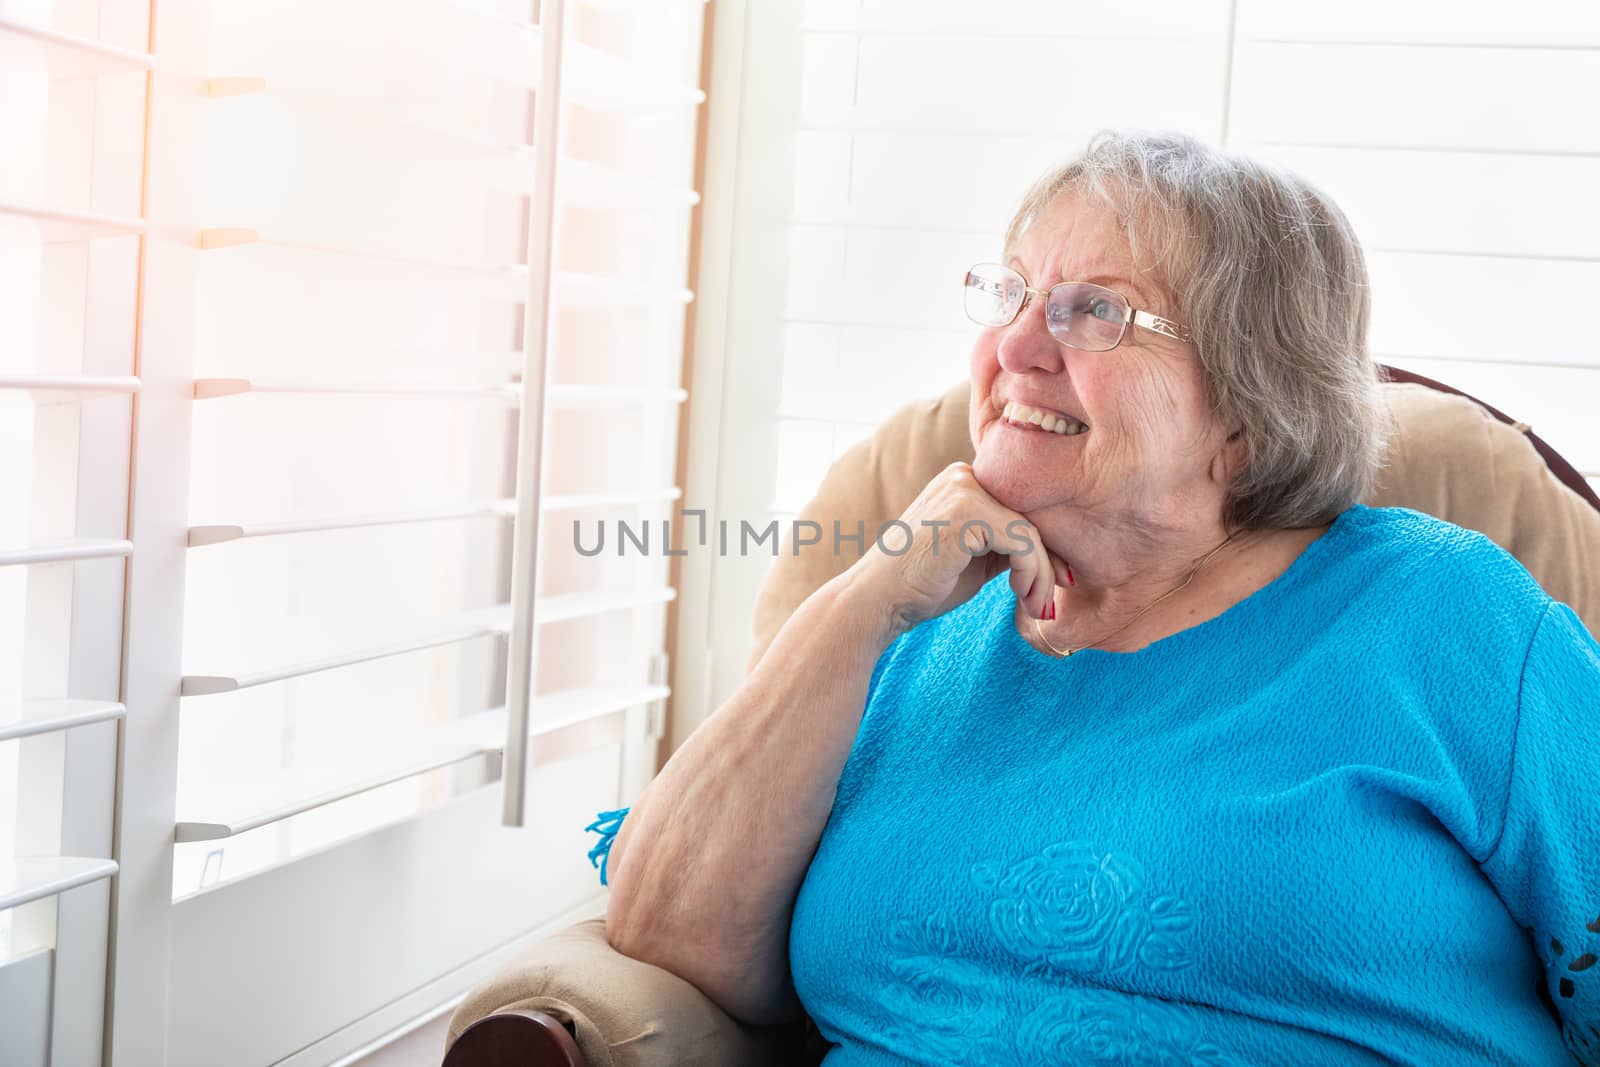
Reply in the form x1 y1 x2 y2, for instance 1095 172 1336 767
1209 427 1246 486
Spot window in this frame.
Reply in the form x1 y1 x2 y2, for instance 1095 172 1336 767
0 0 706 1063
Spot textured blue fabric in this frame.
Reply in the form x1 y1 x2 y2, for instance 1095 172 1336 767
788 506 1600 1066
585 808 628 887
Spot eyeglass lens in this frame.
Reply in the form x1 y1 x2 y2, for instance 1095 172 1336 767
963 263 1128 352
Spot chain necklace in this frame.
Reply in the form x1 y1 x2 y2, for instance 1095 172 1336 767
1032 531 1238 658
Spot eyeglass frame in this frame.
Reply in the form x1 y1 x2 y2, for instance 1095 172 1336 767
963 262 1192 351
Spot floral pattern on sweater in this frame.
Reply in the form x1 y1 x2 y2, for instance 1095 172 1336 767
975 840 1197 977
878 842 1229 1064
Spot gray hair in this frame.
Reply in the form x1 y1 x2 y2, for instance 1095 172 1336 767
1004 130 1388 530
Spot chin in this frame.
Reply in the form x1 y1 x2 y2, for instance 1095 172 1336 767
971 448 1061 516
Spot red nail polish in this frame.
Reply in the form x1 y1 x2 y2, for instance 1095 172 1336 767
1065 565 1075 588
1043 601 1056 621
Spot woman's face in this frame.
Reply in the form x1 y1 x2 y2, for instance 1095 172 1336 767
968 191 1234 530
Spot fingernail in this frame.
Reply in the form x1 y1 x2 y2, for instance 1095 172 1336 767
1043 600 1056 621
1065 565 1075 588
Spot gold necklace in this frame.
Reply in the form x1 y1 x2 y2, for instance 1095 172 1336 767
1032 531 1238 658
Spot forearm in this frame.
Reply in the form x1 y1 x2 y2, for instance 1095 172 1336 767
603 565 898 1023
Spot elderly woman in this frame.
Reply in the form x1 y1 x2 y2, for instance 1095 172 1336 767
589 131 1600 1065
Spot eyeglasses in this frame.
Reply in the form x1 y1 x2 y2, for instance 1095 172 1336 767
963 262 1191 352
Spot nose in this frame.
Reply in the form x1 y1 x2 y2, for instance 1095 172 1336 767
995 292 1064 375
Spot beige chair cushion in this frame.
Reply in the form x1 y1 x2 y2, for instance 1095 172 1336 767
749 379 1600 666
446 918 802 1066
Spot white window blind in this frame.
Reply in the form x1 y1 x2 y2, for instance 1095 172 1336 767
1 0 706 1064
0 1 147 1061
681 0 1600 724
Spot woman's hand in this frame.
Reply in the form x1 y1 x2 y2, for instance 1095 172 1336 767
851 461 1068 635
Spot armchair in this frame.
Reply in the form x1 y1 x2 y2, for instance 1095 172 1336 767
442 369 1600 1067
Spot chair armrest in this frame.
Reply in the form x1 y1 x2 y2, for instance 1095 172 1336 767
443 918 817 1067
443 1009 585 1067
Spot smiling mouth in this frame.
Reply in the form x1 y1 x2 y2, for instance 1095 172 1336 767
1000 400 1088 436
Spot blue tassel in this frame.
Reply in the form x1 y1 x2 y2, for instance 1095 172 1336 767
585 807 630 887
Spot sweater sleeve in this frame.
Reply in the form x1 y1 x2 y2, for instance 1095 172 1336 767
1480 601 1600 1065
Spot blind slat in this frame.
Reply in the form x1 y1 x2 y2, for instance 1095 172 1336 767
0 539 133 567
185 488 685 546
187 501 517 546
0 199 147 241
209 80 532 161
180 589 675 696
190 379 685 406
174 709 510 842
192 378 519 401
173 691 647 842
179 609 513 696
538 586 677 625
0 700 126 743
558 271 695 307
533 684 670 731
545 386 688 408
567 40 706 109
562 159 700 207
0 16 153 77
543 487 682 511
0 858 119 912
196 228 525 278
0 375 141 396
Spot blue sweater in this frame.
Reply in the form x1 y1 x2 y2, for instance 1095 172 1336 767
589 506 1600 1065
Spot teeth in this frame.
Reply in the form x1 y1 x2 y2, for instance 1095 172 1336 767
1001 401 1087 436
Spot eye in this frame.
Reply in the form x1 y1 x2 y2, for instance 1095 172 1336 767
1087 297 1121 322
1058 295 1116 321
